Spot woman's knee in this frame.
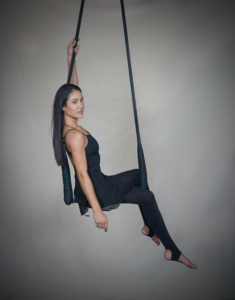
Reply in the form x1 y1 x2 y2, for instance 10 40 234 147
146 190 155 203
137 188 156 205
129 169 140 187
132 168 140 178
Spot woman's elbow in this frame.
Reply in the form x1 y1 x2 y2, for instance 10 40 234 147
77 170 88 182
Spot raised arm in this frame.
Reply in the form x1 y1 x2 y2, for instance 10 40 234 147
67 37 79 86
66 130 108 232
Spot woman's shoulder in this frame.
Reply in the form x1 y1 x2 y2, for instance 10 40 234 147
64 129 86 148
63 126 89 137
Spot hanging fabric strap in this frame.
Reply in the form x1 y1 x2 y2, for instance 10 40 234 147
62 0 86 206
120 0 149 190
67 0 85 84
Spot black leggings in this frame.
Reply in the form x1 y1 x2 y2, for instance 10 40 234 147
115 169 181 261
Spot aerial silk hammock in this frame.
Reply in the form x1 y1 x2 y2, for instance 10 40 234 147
62 0 149 208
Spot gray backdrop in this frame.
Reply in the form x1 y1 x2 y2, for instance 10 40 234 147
1 0 235 299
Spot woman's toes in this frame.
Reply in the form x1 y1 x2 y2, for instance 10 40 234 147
152 235 160 246
141 227 161 246
190 263 198 269
177 253 198 269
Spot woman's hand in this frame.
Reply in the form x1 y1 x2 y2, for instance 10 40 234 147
93 210 108 232
67 37 80 59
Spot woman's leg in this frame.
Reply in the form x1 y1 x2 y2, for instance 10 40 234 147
121 186 181 261
114 169 155 238
113 169 140 194
121 187 198 268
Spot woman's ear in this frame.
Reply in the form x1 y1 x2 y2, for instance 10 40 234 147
61 106 65 111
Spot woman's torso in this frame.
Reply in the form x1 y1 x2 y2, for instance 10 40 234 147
62 126 125 215
62 126 101 172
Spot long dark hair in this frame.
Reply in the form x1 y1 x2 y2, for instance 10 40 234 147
51 83 82 166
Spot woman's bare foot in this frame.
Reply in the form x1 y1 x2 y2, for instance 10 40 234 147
141 225 160 246
164 250 198 269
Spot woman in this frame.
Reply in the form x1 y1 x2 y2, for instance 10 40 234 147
52 38 197 269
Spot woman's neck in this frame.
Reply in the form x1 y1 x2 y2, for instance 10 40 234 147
63 115 81 128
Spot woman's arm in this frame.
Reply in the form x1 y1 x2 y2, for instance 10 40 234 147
67 37 79 86
66 131 108 232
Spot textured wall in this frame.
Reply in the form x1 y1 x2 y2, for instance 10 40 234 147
0 1 235 299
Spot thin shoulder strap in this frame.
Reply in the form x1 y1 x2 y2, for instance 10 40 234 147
62 129 77 158
63 128 90 139
62 128 76 139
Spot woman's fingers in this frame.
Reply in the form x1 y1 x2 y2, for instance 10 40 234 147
94 211 108 232
67 38 80 57
68 37 80 46
96 222 102 228
71 38 80 47
68 37 75 46
104 221 108 232
96 221 108 232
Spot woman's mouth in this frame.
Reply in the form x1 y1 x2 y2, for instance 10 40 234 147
77 110 83 114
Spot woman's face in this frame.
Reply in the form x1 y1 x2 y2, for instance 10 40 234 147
62 90 84 119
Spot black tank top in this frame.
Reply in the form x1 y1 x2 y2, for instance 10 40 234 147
62 128 124 216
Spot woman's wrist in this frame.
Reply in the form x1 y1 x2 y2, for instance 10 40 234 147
93 206 102 213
